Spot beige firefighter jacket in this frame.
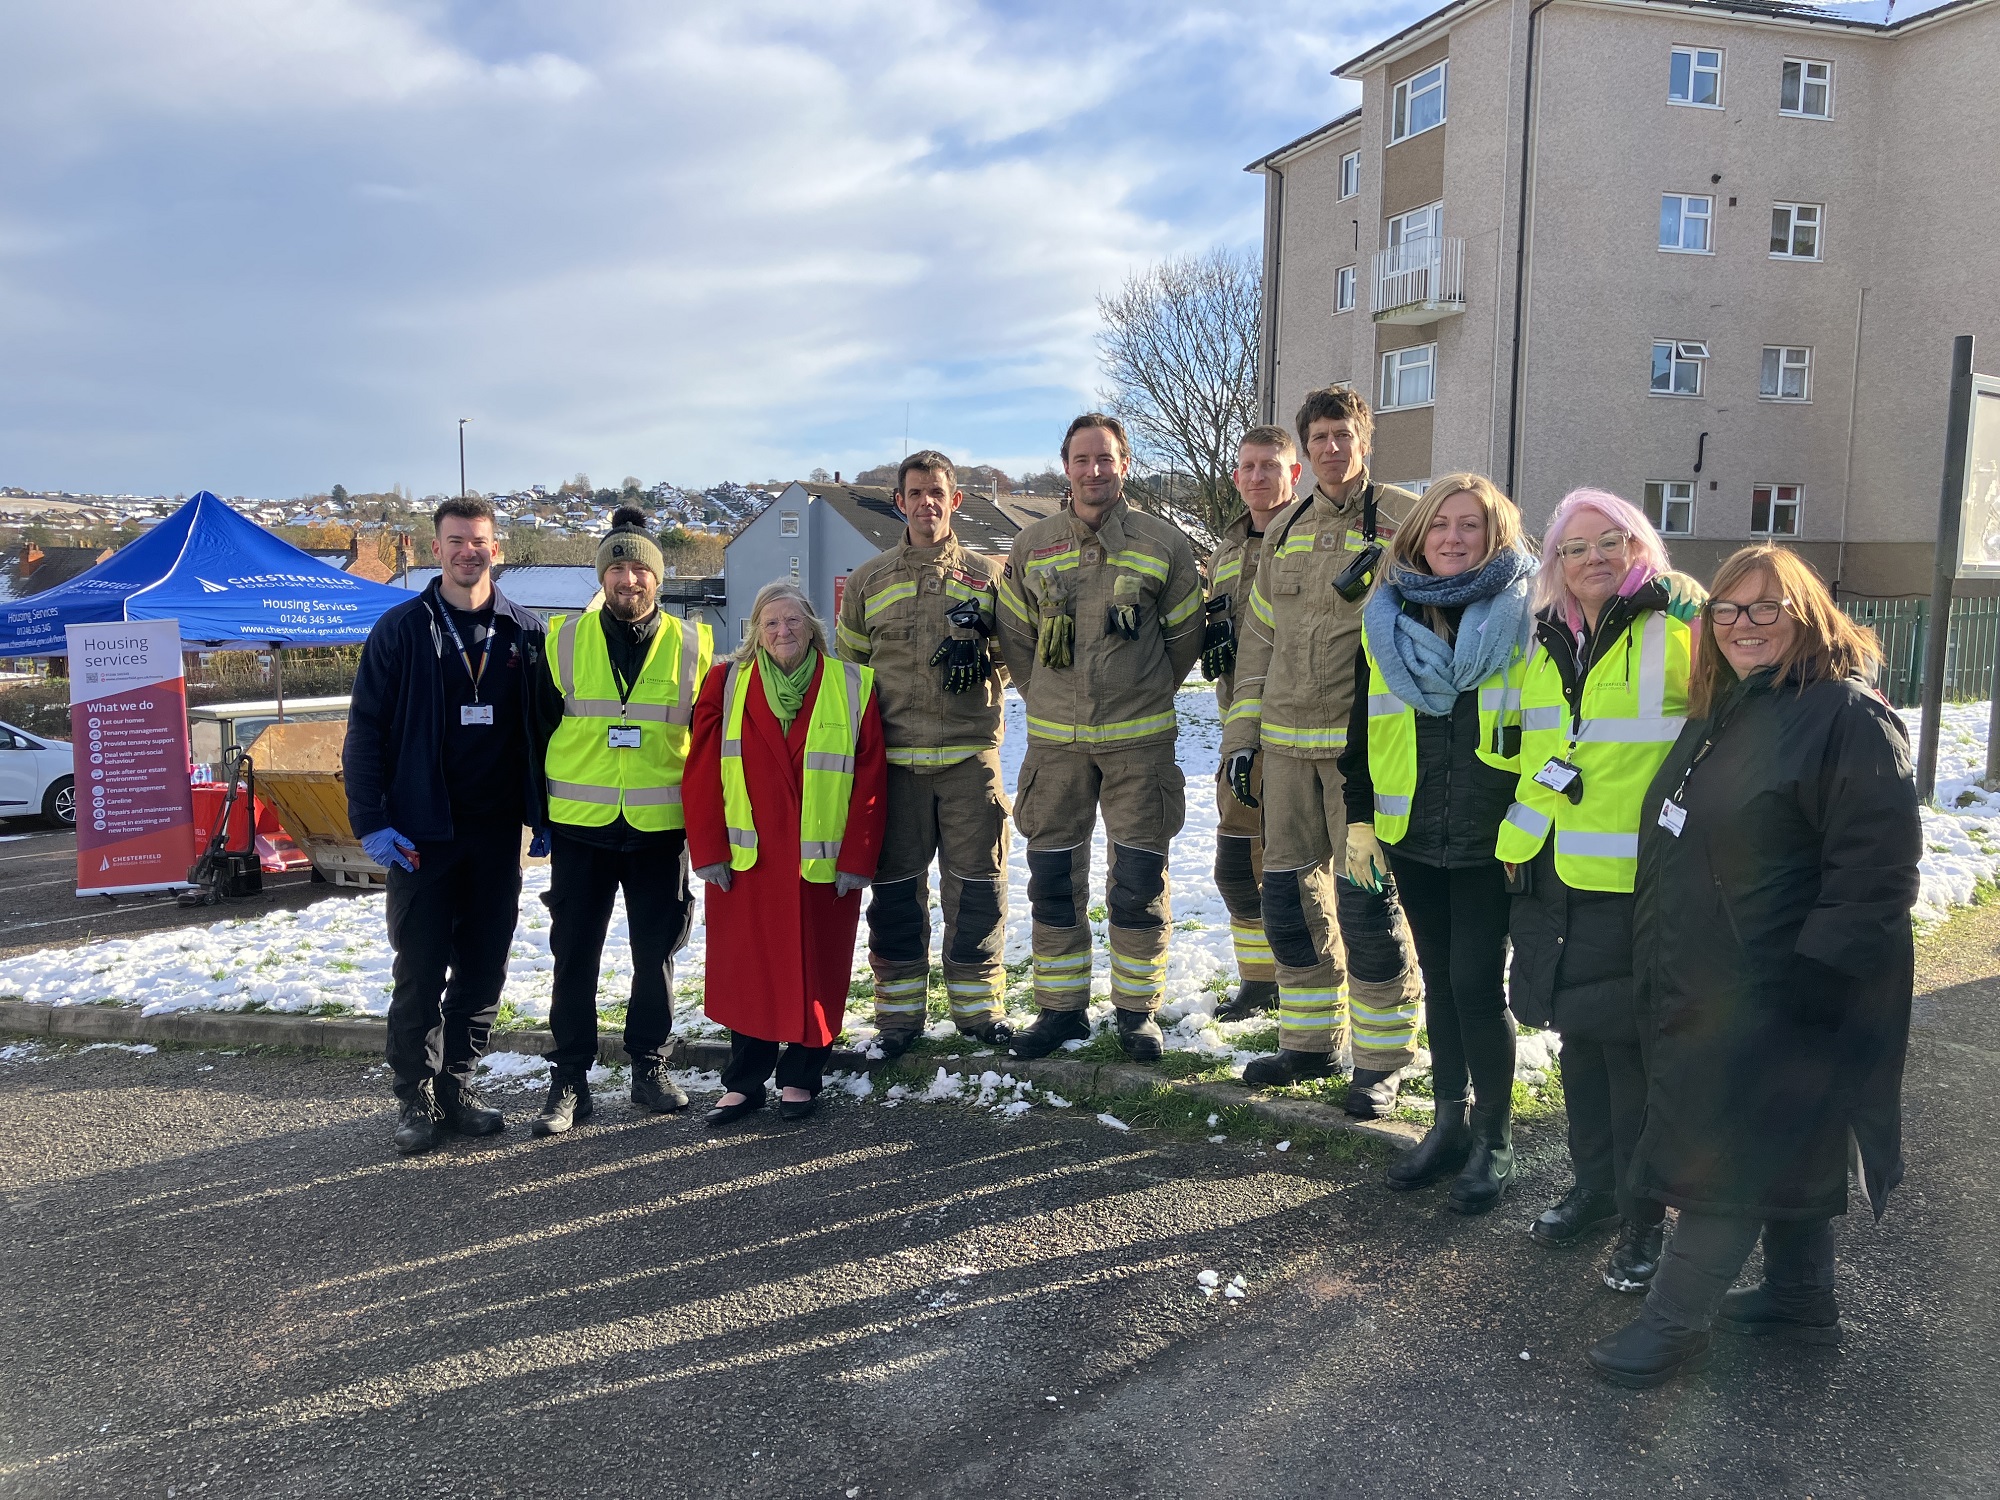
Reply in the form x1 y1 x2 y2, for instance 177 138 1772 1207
1220 473 1419 761
995 495 1204 748
836 531 1006 772
1205 505 1271 720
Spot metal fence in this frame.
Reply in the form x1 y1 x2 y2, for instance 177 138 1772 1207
1840 596 2000 707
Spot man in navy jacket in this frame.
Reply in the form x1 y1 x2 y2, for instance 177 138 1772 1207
343 496 546 1155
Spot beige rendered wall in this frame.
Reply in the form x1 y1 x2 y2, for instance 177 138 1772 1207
1267 121 1365 439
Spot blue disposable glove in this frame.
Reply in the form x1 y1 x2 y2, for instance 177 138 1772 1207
361 827 418 873
1658 569 1707 624
528 827 551 859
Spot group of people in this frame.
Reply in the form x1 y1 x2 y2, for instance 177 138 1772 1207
341 384 1920 1391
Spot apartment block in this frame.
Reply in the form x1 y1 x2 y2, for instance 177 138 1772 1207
1250 0 1999 594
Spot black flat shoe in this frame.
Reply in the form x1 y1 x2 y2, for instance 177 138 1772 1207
1586 1313 1712 1389
777 1095 818 1122
1530 1185 1621 1246
705 1094 763 1127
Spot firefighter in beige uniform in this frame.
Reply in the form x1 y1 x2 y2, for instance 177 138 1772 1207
1201 424 1303 1022
1221 386 1424 1118
996 414 1205 1063
835 451 1012 1058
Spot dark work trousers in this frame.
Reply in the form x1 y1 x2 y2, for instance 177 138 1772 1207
1645 1213 1838 1331
383 824 524 1095
1559 1038 1665 1226
545 829 693 1073
1387 853 1515 1110
721 1032 833 1102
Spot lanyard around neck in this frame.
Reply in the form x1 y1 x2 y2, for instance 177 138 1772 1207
437 604 494 703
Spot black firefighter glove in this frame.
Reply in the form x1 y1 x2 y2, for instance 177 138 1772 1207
1225 748 1260 808
1107 573 1144 640
928 636 990 694
1200 597 1236 681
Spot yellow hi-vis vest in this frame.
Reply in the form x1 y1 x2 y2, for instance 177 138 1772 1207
544 610 714 832
1492 610 1691 892
1361 626 1525 846
720 653 875 882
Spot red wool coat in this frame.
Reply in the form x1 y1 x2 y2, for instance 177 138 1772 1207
684 655 887 1047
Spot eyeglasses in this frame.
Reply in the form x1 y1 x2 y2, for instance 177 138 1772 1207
1553 530 1631 562
1708 599 1791 626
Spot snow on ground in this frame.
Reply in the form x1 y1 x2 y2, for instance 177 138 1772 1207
5 690 1995 1088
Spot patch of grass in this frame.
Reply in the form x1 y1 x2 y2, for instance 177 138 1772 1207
1087 903 1108 924
1173 919 1203 933
1232 1024 1280 1053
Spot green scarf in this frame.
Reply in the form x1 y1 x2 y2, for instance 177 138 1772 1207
757 647 818 731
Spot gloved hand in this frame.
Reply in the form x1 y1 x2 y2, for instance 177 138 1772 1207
928 636 990 693
694 862 733 892
1106 573 1144 640
528 827 551 859
1225 748 1259 808
1037 611 1074 669
361 827 418 873
1200 617 1237 681
1659 570 1707 623
1344 823 1388 893
944 595 992 637
834 872 869 899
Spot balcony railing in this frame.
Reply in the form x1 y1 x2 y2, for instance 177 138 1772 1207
1372 237 1465 324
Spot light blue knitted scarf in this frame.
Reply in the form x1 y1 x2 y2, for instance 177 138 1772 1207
1364 547 1536 716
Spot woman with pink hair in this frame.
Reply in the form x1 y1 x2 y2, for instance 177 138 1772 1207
1496 488 1703 1296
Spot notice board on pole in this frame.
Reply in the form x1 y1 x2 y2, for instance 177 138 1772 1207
1953 377 2000 578
66 619 196 896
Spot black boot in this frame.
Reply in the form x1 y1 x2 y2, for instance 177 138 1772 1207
631 1059 690 1113
1113 1008 1164 1063
874 1029 920 1060
435 1074 505 1136
1446 1101 1515 1215
1603 1218 1669 1293
1344 1067 1404 1119
1010 1008 1091 1059
530 1068 594 1137
1384 1098 1471 1190
1530 1185 1622 1246
1586 1309 1712 1389
959 1019 1014 1046
1214 979 1278 1023
1715 1285 1842 1345
392 1079 445 1156
1241 1048 1338 1088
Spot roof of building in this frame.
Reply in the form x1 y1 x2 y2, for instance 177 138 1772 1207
1244 107 1363 172
2 545 115 599
390 564 607 611
772 484 1025 557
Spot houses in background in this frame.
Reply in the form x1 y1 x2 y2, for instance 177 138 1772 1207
1249 0 1998 595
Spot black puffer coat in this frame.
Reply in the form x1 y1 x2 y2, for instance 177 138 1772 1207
1629 671 1919 1221
1337 614 1518 869
1505 586 1671 1040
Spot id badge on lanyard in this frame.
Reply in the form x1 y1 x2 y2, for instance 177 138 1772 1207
607 725 642 750
1532 756 1584 804
440 605 494 718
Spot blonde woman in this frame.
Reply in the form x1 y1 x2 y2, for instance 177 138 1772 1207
1338 474 1535 1211
684 581 887 1124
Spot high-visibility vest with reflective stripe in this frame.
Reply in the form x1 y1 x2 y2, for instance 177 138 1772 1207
720 654 875 882
1492 610 1690 892
1361 625 1525 846
544 610 714 831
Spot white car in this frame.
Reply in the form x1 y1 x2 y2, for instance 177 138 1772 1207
0 719 75 826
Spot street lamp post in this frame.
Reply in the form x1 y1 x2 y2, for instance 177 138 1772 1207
458 418 472 499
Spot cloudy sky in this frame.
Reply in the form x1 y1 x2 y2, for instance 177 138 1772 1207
1 0 1450 497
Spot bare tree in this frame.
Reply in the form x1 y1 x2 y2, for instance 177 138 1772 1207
1095 246 1261 544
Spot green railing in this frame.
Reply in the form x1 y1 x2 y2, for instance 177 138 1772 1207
1840 597 2000 708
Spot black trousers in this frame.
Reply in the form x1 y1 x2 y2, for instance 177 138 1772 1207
721 1032 832 1101
1646 1212 1837 1331
546 829 692 1071
1559 1037 1664 1226
1387 853 1515 1109
383 824 523 1094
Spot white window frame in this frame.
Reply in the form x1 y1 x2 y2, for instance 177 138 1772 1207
1643 480 1696 537
788 554 802 581
1760 345 1812 402
1390 61 1448 144
1333 264 1357 314
1751 483 1802 538
1668 45 1724 108
1339 150 1361 200
1650 339 1709 398
1386 200 1443 250
1780 57 1833 118
1659 193 1714 254
1770 202 1823 260
779 511 800 536
1379 343 1437 411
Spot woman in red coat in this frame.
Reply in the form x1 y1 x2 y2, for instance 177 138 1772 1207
684 580 886 1124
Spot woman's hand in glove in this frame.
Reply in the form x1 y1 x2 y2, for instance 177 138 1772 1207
1343 823 1388 892
693 862 733 892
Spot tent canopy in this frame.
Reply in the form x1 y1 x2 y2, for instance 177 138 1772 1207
0 492 413 656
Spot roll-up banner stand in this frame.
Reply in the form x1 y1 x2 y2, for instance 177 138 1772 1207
66 619 197 896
